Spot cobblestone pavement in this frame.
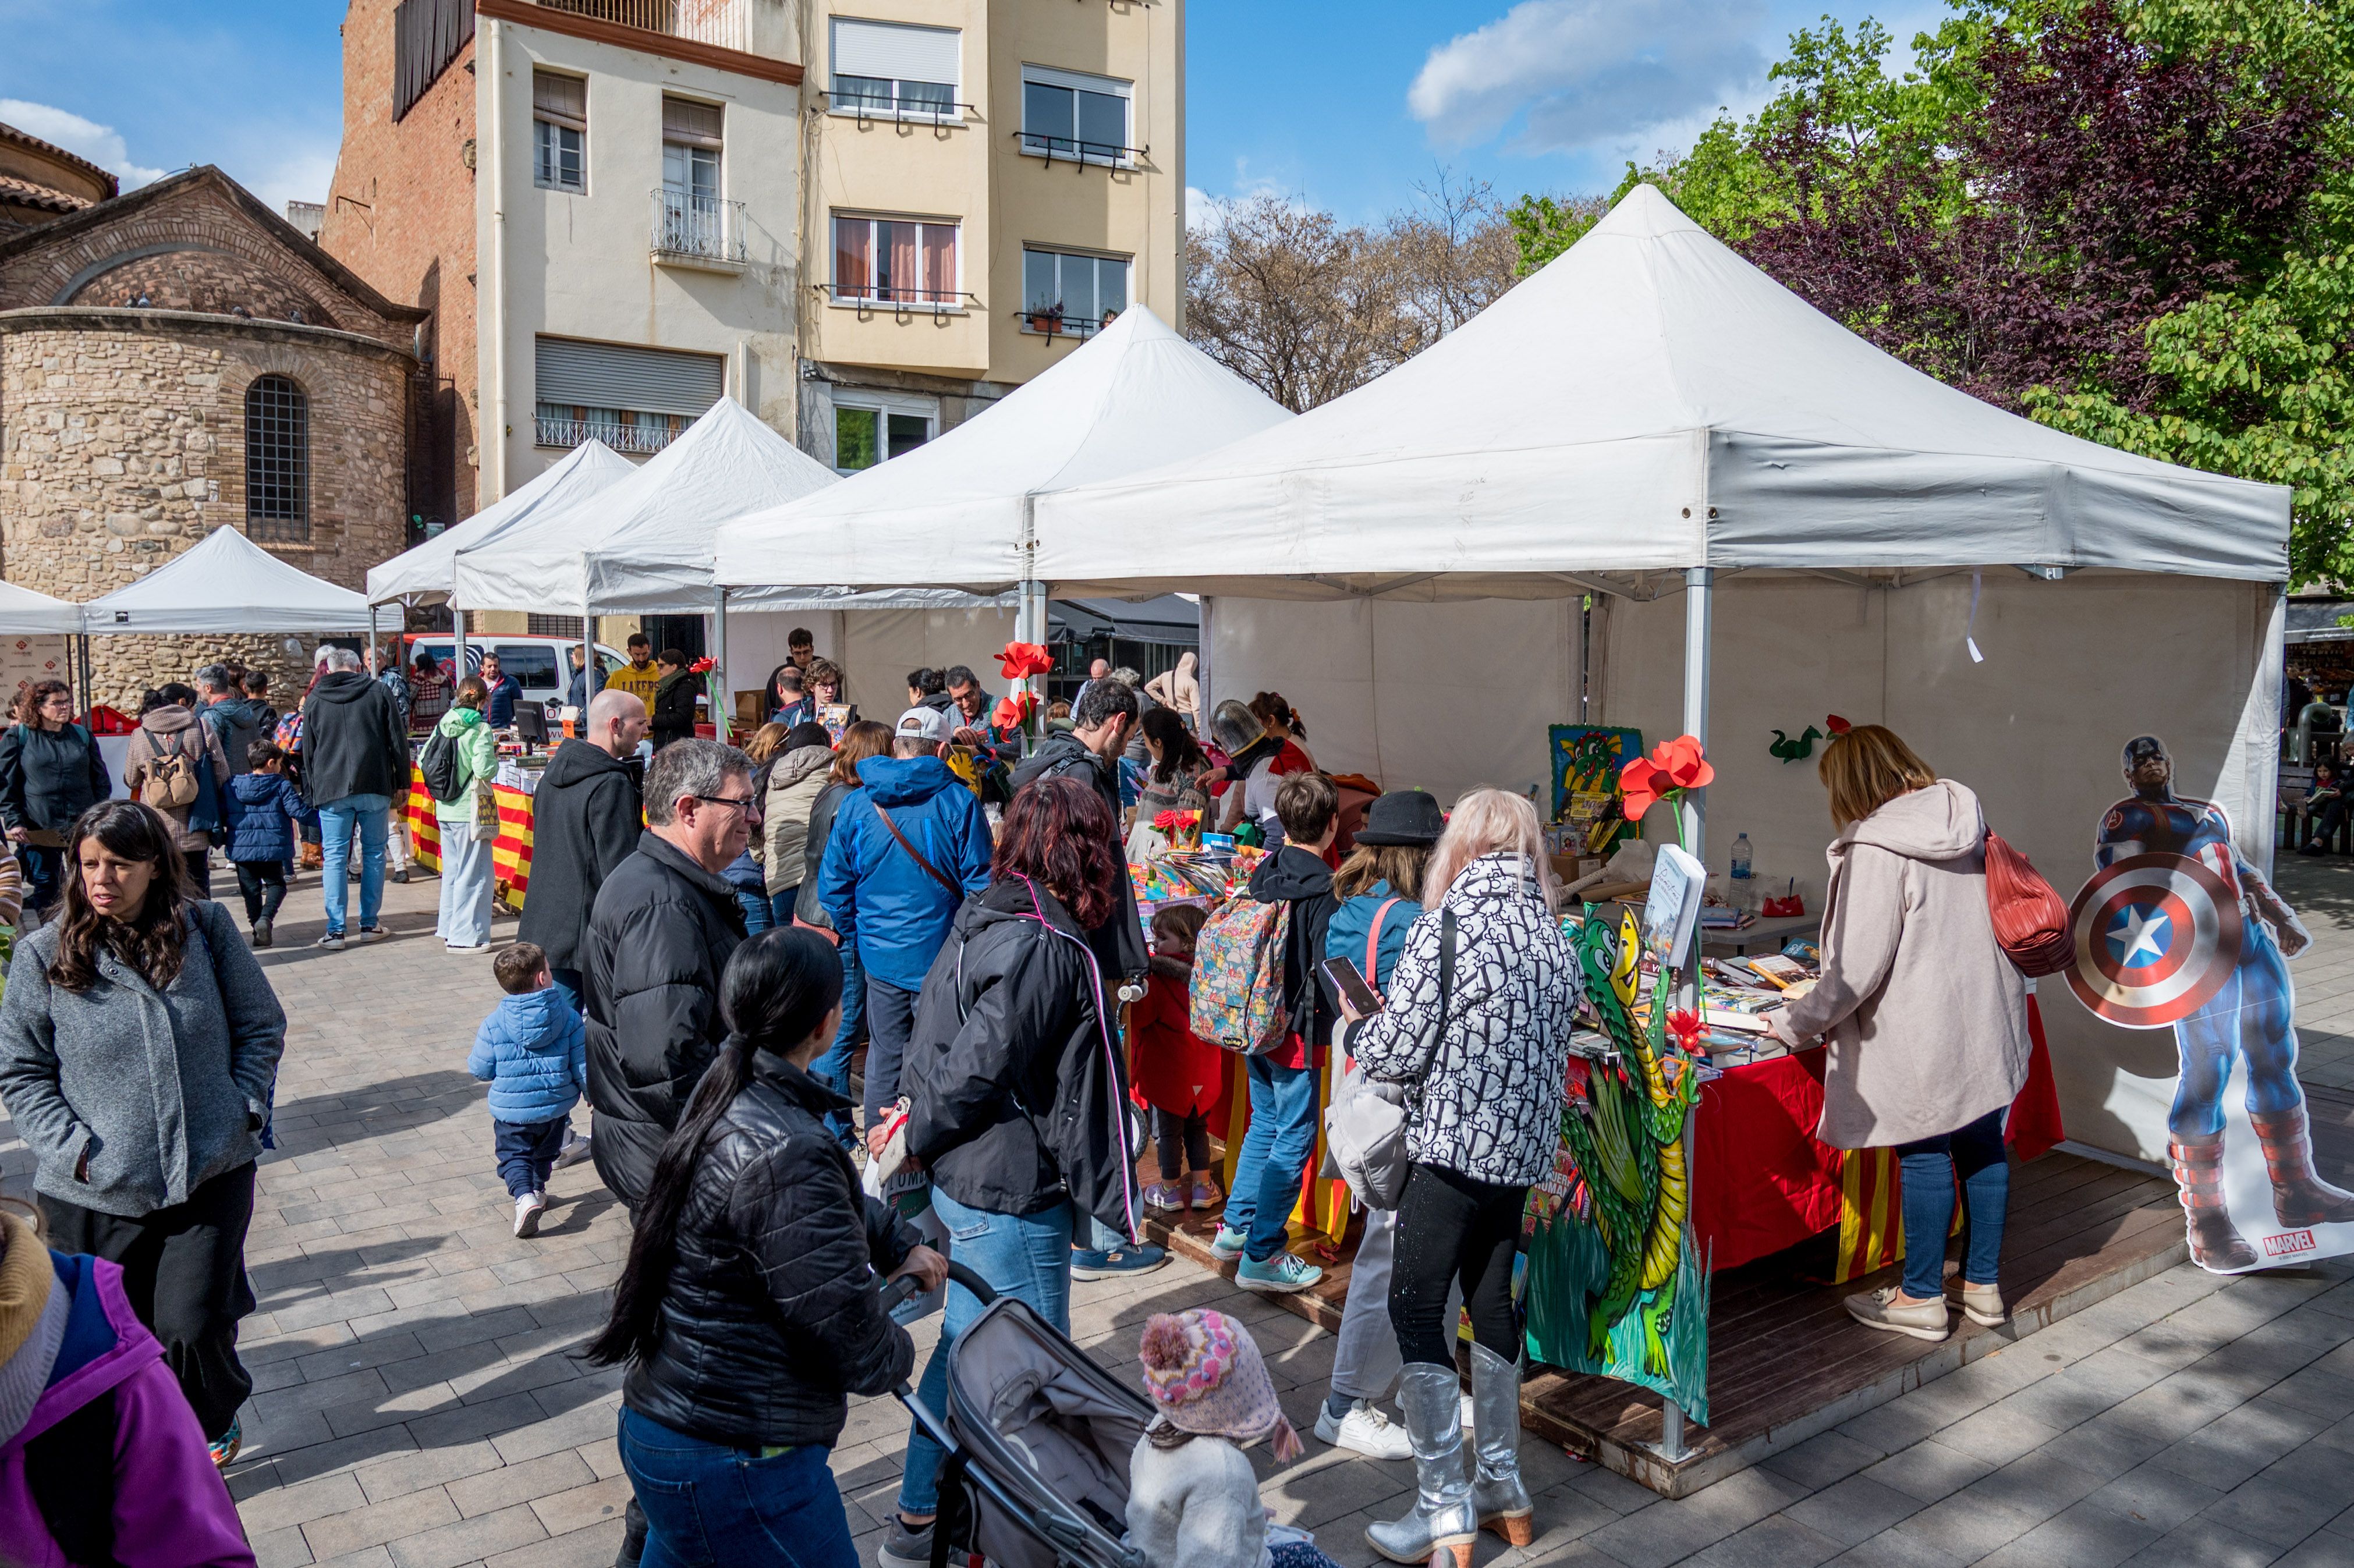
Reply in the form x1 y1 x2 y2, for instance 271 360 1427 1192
5 852 2354 1567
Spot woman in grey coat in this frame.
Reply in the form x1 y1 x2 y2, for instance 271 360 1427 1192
0 799 286 1466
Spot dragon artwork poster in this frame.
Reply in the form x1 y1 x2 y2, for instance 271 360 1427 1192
1523 904 1713 1422
1550 726 1644 859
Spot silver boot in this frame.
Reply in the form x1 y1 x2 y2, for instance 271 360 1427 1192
1366 1362 1480 1567
1468 1341 1534 1545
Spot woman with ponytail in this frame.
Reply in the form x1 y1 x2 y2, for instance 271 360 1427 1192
587 928 945 1567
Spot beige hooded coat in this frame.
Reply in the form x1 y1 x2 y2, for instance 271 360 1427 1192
1776 779 2030 1150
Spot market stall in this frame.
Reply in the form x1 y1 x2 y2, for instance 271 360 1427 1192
402 762 537 911
720 185 2293 1490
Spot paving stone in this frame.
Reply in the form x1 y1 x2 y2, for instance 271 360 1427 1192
444 1450 595 1519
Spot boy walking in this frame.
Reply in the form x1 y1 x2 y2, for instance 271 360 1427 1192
224 740 315 948
467 941 589 1237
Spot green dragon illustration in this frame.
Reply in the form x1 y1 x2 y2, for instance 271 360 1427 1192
1555 906 1699 1374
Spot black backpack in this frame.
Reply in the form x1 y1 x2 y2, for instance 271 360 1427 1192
419 725 462 803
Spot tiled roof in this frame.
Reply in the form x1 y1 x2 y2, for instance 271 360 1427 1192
0 172 93 215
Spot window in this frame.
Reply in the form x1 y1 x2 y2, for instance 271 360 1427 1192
830 17 960 119
533 71 586 192
1022 247 1129 338
244 375 309 542
658 96 731 260
526 615 585 638
833 399 934 473
393 0 473 122
1020 65 1133 164
533 336 725 454
831 214 960 307
492 644 563 693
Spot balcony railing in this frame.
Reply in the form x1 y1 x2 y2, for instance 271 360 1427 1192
824 282 976 313
1015 130 1146 168
527 0 749 52
825 88 976 124
651 188 746 269
536 415 677 455
1017 306 1118 339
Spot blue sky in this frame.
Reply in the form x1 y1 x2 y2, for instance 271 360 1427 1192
1 0 1947 224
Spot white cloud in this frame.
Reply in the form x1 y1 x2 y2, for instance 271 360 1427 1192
1408 0 1768 156
247 145 337 219
0 98 167 187
1186 186 1217 236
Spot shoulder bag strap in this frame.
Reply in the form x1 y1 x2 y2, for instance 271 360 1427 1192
1364 895 1404 983
873 802 963 900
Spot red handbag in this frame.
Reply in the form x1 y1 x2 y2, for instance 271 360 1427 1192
1984 831 2073 978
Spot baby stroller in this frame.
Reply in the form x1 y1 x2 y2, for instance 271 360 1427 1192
883 1262 1154 1568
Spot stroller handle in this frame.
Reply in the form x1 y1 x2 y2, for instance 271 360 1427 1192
878 1258 1001 1312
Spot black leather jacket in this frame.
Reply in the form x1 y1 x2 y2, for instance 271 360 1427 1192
622 1054 920 1449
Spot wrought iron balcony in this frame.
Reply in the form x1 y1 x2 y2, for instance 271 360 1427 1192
535 415 677 455
823 281 976 313
1014 130 1147 168
651 188 746 269
1016 305 1118 339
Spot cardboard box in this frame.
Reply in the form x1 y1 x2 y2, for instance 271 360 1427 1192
733 690 764 725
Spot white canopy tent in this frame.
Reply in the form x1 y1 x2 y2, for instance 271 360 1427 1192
365 439 634 609
715 306 1291 645
0 579 92 635
724 185 2294 1183
81 526 393 634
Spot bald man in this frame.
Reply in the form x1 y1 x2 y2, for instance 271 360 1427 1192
519 687 650 1018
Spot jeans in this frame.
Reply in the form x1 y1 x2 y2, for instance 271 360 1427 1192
549 966 586 1018
770 885 799 930
318 793 391 935
862 975 919 1123
41 1162 257 1441
1224 1056 1319 1262
494 1117 567 1198
234 860 287 923
1390 1161 1525 1368
1898 1108 2009 1299
17 845 60 916
809 941 864 1147
736 888 775 935
617 1406 858 1568
435 818 493 946
898 1187 1074 1518
182 849 211 900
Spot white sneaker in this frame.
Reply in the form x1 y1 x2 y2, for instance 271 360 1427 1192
513 1193 547 1237
554 1129 592 1169
1316 1400 1412 1460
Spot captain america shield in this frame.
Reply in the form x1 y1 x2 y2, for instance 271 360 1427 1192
2066 853 2243 1028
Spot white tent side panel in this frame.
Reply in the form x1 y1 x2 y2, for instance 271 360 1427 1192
1206 597 1580 808
840 608 1019 715
1596 572 2277 1166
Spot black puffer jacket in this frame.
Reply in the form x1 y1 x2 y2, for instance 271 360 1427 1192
0 722 109 835
649 671 700 751
623 1055 919 1449
517 739 643 971
584 832 747 1208
905 878 1144 1237
1008 733 1150 983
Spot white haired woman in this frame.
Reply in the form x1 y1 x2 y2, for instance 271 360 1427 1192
1338 789 1581 1567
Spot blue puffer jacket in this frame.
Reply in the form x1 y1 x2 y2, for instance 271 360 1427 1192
222 771 317 864
1325 881 1420 994
817 754 992 992
466 988 588 1124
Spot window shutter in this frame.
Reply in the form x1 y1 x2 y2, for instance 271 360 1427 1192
534 338 725 418
393 0 474 123
533 70 587 130
663 97 724 148
831 17 960 87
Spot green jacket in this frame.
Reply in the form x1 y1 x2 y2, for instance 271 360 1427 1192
434 706 499 822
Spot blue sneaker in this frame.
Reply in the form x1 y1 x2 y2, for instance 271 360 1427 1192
1209 1224 1249 1262
1070 1243 1168 1281
1236 1251 1323 1294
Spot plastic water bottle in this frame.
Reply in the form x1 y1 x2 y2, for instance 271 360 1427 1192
1729 833 1753 880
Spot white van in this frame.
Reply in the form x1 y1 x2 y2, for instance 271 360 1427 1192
400 633 627 713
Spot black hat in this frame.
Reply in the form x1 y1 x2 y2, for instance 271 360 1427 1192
1354 789 1445 847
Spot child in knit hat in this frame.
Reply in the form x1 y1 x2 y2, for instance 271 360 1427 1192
1126 1309 1345 1568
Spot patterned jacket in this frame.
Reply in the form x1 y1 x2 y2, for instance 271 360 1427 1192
1351 852 1580 1186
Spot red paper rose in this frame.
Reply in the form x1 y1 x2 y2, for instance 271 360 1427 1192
1666 1008 1705 1055
991 691 1039 730
1618 735 1713 821
997 641 1053 682
688 657 715 675
1825 714 1852 736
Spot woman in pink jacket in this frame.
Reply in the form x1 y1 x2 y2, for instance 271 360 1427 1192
1771 726 2030 1346
0 1207 253 1567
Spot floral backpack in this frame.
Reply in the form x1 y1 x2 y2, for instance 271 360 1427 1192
1188 894 1292 1055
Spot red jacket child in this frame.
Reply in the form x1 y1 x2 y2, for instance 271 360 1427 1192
1130 907 1232 1211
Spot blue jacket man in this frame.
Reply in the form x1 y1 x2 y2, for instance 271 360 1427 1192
818 707 992 1125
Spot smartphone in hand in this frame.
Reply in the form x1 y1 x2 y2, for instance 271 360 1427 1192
1321 956 1384 1017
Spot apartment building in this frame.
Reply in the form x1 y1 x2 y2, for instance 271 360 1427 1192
800 0 1183 470
321 0 1181 527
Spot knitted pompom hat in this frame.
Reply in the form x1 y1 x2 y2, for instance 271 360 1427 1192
1137 1309 1302 1461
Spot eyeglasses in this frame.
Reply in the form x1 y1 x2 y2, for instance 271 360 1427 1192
692 793 761 818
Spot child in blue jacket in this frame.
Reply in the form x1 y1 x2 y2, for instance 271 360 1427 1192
223 740 315 947
466 941 589 1237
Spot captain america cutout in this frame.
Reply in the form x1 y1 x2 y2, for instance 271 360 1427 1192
2078 735 2354 1271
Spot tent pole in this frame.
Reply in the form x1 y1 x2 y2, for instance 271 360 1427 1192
580 598 595 720
711 586 730 745
1681 566 1712 862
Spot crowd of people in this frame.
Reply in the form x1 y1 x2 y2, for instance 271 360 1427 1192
0 614 2036 1568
